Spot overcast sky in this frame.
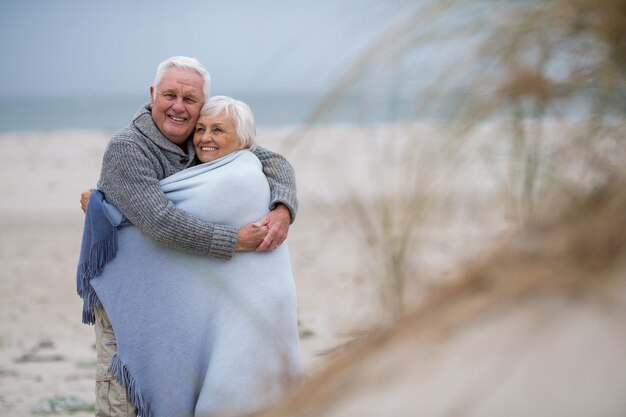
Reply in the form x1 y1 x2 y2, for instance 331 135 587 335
0 0 398 99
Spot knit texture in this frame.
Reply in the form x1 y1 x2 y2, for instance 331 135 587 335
97 103 298 259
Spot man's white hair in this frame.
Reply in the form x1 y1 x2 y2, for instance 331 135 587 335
153 56 211 100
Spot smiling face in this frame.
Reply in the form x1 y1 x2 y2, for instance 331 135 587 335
193 112 242 163
150 67 205 145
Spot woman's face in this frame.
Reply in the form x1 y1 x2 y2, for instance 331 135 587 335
193 112 241 163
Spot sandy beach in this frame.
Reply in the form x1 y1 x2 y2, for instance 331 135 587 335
0 126 415 416
1 122 624 416
2 1 625 415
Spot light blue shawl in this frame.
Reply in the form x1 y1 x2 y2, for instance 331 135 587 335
85 150 301 417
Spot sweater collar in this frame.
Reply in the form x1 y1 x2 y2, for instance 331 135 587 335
131 103 197 159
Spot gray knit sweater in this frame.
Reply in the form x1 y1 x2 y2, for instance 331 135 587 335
97 104 298 260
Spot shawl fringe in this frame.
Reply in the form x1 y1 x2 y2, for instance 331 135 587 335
77 225 118 324
108 352 152 417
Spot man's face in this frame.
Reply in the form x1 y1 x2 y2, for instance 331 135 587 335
150 67 205 145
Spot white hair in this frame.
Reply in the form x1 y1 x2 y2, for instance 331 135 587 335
201 96 257 150
153 56 211 100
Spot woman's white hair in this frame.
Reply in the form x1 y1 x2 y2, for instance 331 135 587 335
153 56 211 100
201 96 257 150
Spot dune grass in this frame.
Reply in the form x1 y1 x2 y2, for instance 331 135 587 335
291 0 626 319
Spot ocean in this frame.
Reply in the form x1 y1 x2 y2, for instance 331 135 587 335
0 94 432 132
0 95 312 132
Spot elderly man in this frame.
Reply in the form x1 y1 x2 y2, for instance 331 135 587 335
87 56 297 416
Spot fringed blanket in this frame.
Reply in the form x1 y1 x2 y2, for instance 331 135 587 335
77 150 301 417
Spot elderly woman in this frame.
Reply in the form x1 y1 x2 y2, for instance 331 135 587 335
84 96 301 417
193 95 256 163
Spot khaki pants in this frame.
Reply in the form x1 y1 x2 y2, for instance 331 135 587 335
94 307 138 417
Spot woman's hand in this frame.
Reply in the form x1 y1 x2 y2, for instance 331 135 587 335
80 188 93 213
256 204 291 251
235 219 269 251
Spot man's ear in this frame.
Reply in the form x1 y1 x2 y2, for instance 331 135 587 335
149 86 155 105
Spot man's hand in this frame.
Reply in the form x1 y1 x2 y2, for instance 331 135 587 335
236 219 270 251
80 188 93 213
256 204 292 251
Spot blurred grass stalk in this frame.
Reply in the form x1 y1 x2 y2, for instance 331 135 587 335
298 0 625 319
340 126 448 320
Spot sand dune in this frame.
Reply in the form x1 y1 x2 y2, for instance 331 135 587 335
256 177 626 417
